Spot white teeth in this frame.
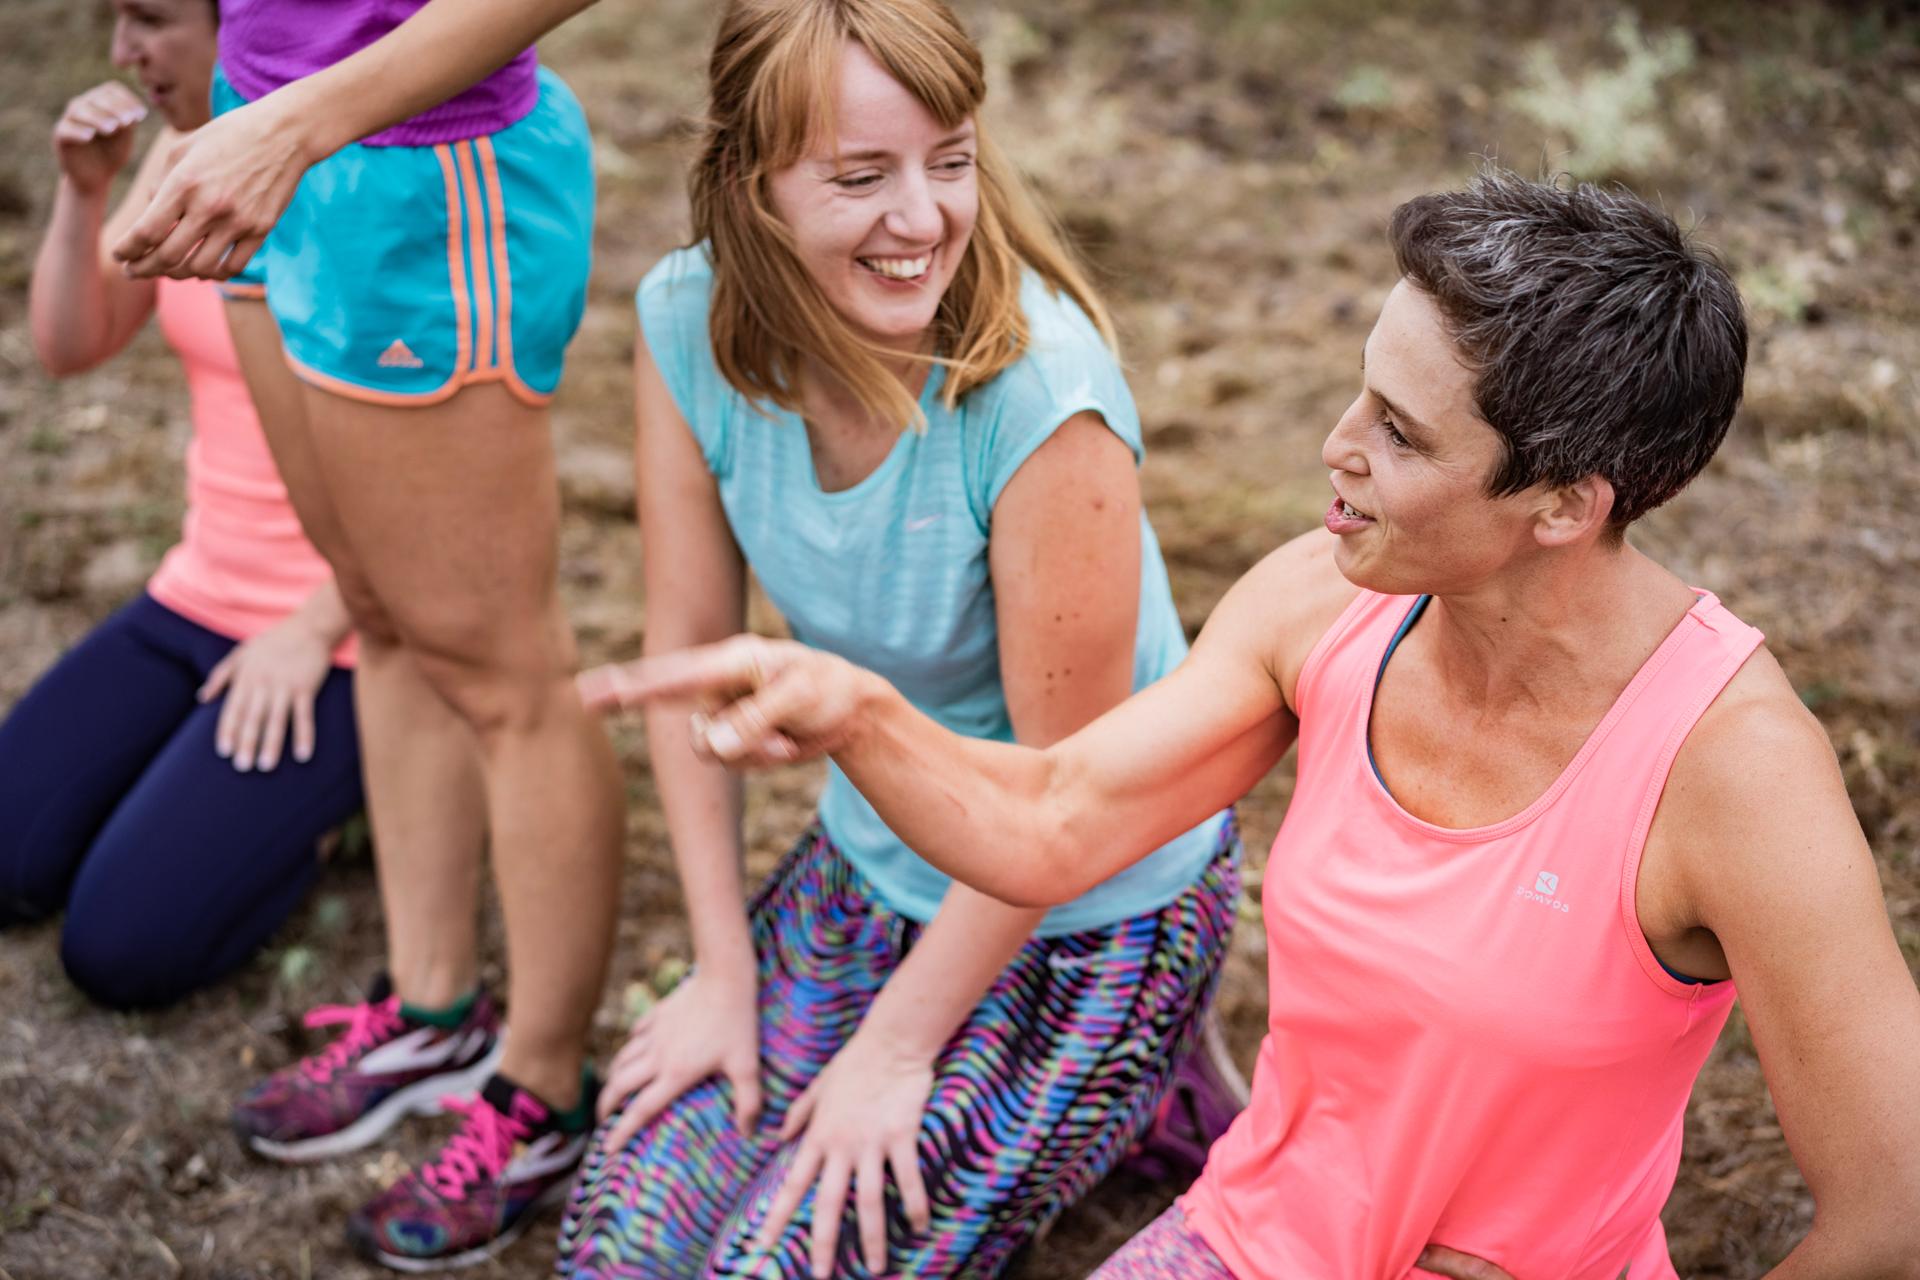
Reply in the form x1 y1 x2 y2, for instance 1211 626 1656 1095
1343 501 1370 520
861 255 931 280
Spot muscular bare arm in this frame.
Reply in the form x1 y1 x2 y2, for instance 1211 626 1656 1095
1648 655 1920 1276
584 531 1356 908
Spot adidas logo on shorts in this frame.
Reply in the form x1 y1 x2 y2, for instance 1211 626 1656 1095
377 339 425 369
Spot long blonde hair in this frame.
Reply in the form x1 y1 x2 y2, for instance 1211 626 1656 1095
691 0 1116 428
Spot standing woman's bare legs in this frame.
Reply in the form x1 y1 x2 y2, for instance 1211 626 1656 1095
225 299 489 1008
299 381 622 1110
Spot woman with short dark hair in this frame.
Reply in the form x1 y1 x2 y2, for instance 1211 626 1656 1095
586 170 1920 1279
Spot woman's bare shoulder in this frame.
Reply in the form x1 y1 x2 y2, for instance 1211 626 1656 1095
1193 529 1360 713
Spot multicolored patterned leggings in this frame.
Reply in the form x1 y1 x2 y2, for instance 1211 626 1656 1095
555 818 1239 1279
1087 1205 1237 1278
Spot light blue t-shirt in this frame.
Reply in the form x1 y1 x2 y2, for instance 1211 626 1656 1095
638 246 1228 934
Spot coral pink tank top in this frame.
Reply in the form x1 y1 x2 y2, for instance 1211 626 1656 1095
146 279 356 668
1182 589 1762 1279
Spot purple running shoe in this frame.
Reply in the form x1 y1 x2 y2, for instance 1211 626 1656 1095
232 975 501 1162
1121 1017 1250 1184
346 1073 592 1272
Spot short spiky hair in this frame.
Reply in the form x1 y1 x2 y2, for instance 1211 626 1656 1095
1389 169 1747 528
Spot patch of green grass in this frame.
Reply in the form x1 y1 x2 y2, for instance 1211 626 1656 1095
1334 65 1396 113
1739 261 1817 327
276 945 320 992
1508 13 1695 181
2 1186 54 1233
650 955 689 997
312 894 352 937
1796 679 1845 711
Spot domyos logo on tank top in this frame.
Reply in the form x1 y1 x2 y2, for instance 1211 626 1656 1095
1514 869 1570 913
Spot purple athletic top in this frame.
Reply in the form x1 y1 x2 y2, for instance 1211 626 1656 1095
218 0 538 147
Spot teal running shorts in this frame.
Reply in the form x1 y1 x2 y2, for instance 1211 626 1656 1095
214 65 594 406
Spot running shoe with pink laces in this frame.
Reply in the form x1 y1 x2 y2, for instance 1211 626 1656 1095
232 974 501 1162
346 1072 595 1271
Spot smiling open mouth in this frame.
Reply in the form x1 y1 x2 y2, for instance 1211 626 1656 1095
858 254 932 281
1326 494 1377 533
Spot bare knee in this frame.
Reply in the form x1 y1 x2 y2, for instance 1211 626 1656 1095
407 627 576 742
419 661 570 742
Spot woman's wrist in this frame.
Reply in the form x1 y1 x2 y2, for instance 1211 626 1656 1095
691 920 757 986
54 172 113 206
305 607 353 649
281 580 353 650
276 605 345 653
851 994 950 1066
840 664 898 757
258 81 351 166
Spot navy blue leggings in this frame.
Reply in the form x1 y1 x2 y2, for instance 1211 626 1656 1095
0 593 364 1008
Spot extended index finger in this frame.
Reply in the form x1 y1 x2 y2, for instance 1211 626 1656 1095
578 640 763 713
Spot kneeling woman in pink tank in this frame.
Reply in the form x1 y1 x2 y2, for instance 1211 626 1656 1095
4 0 362 1011
584 170 1920 1278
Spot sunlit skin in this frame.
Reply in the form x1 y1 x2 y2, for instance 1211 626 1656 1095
111 0 215 131
765 41 979 358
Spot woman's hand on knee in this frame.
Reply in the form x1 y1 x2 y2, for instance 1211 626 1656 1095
199 615 336 772
599 966 763 1153
753 1025 935 1278
579 635 875 769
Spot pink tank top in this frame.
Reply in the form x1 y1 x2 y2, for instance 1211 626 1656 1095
146 279 356 668
1181 589 1762 1279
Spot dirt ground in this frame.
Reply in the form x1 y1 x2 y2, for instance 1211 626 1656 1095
3 1 1918 1276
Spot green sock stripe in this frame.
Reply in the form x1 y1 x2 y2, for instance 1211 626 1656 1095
556 1065 598 1132
399 987 478 1030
